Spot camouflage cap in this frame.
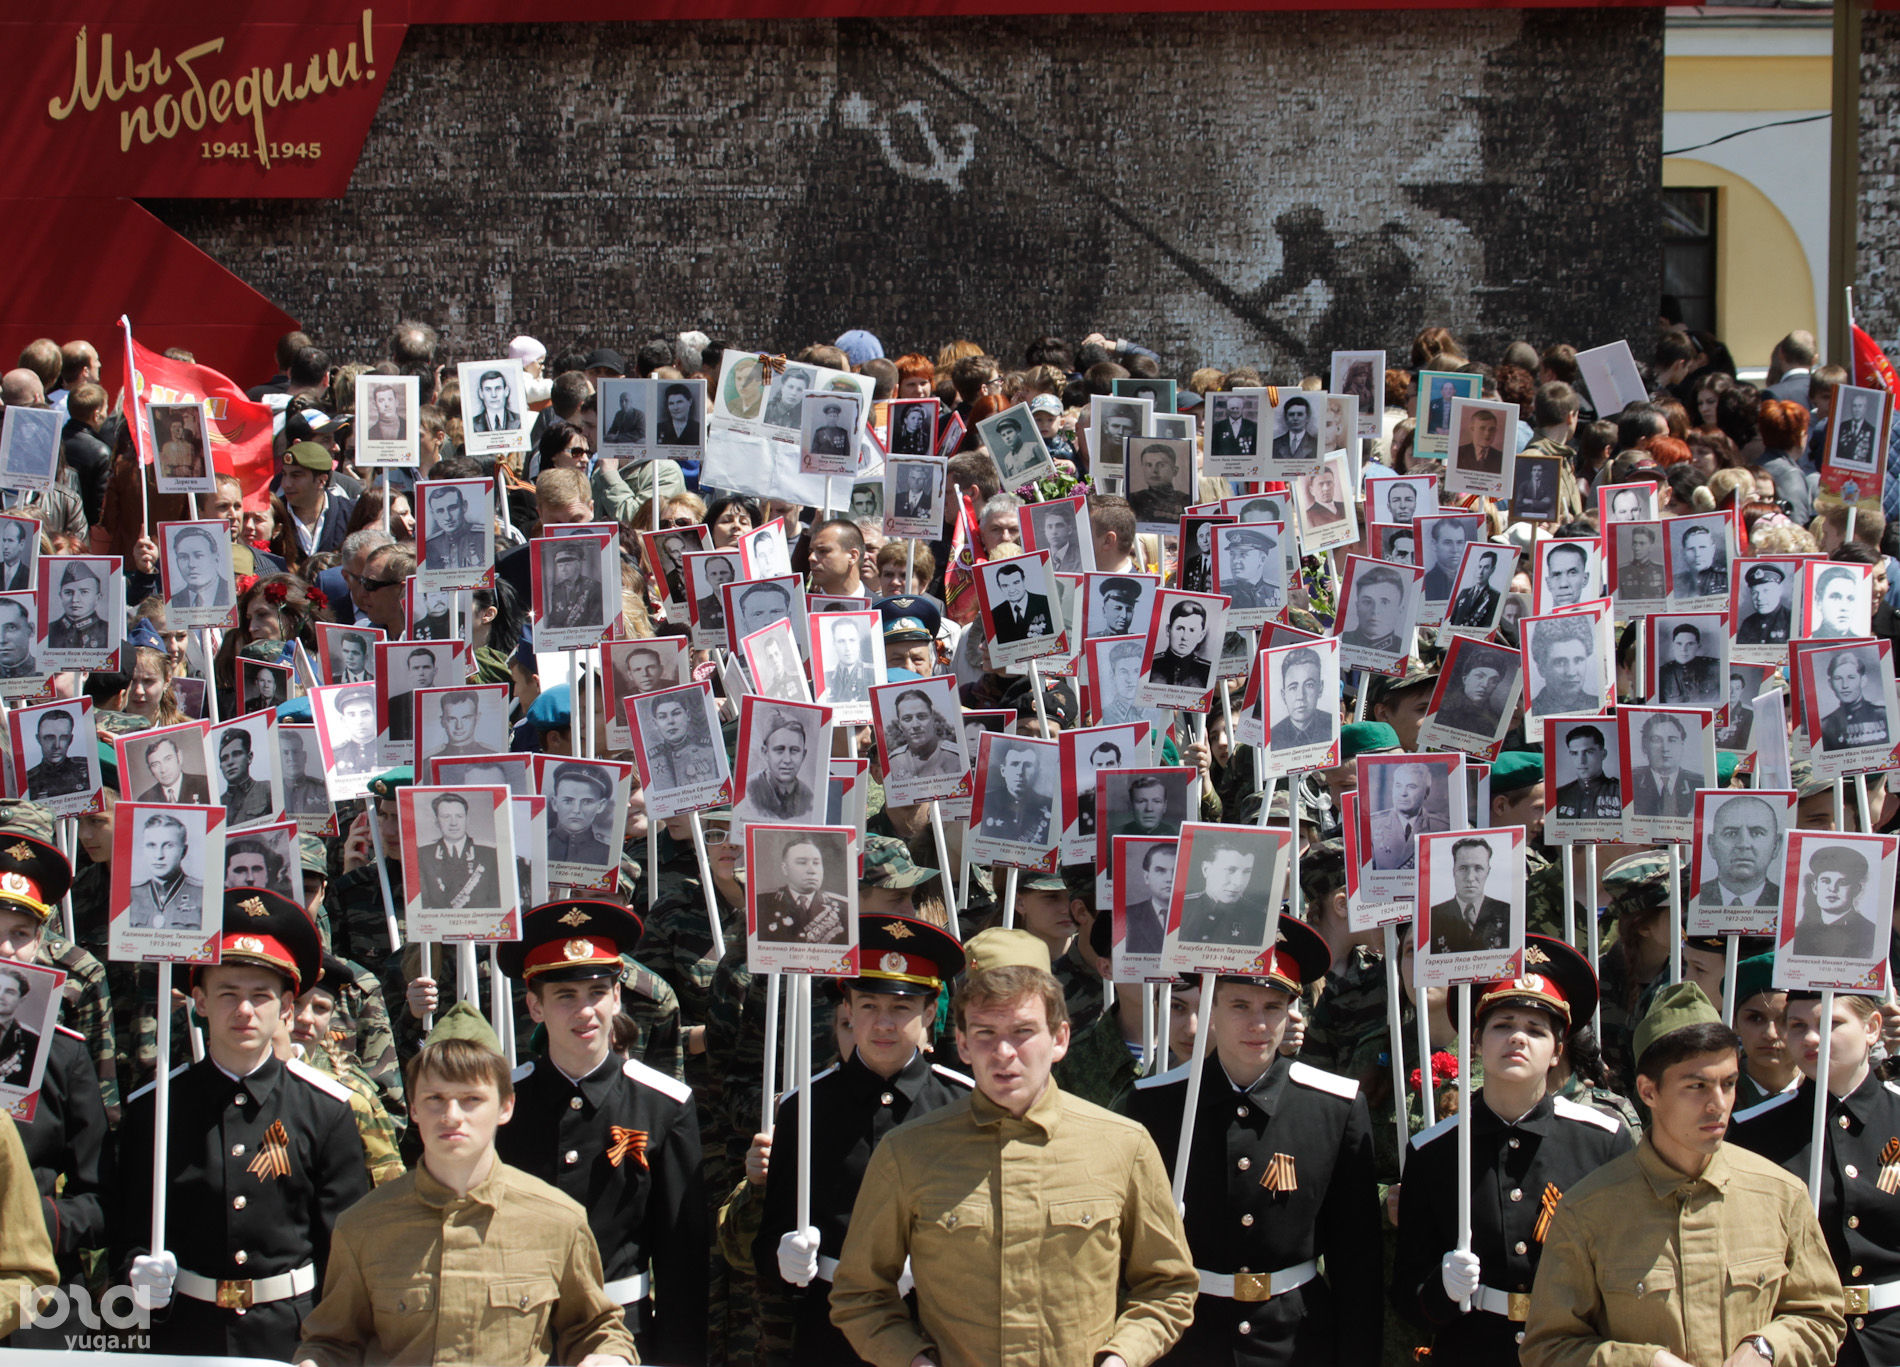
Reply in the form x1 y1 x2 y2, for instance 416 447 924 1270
93 708 152 739
863 834 936 889
1298 837 1347 908
1631 981 1724 1070
1237 773 1328 828
1790 758 1832 800
422 999 503 1053
367 767 414 800
239 639 296 665
963 926 1053 975
1602 849 1682 922
299 833 330 879
1020 872 1068 893
1366 659 1440 711
0 800 55 843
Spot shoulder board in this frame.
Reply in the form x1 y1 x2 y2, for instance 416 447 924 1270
1289 1061 1360 1100
511 1061 536 1084
1410 1112 1458 1150
1551 1095 1621 1133
622 1056 693 1105
778 1062 840 1106
1732 1089 1802 1124
930 1063 974 1089
1134 1061 1191 1092
54 1023 83 1041
286 1057 355 1105
1885 1081 1900 1100
127 1062 191 1104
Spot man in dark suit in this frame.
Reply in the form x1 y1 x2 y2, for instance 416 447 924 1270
987 562 1052 643
1120 843 1175 957
1426 379 1458 433
893 464 934 521
1270 396 1318 464
1422 520 1471 601
605 389 645 443
470 369 520 433
1630 712 1703 818
756 836 849 944
417 792 503 909
1427 836 1511 953
1698 794 1782 914
1447 550 1501 628
167 526 232 612
1832 390 1882 468
1455 408 1503 475
1269 646 1334 749
1791 846 1878 959
1208 394 1257 459
656 382 701 447
0 518 31 592
136 736 210 804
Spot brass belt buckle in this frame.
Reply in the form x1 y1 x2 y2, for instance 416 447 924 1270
1845 1285 1872 1315
217 1280 255 1310
1233 1272 1272 1302
1507 1291 1532 1322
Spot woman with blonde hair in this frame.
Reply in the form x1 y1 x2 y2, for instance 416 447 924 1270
124 646 191 727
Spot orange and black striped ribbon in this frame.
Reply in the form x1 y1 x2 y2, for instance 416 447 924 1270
607 1126 649 1170
1259 1152 1297 1193
1533 1183 1561 1243
247 1121 291 1182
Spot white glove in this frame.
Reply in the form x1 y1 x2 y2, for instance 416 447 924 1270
1441 1249 1481 1306
131 1251 178 1309
896 1258 915 1298
777 1227 820 1287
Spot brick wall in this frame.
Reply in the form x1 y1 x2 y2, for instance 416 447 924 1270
152 9 1663 376
1860 11 1899 341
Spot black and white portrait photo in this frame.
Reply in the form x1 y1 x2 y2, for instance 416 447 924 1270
534 533 612 646
732 697 828 829
1336 556 1419 672
1175 517 1224 596
1417 513 1484 609
978 402 1055 487
1371 523 1416 566
0 514 39 593
1366 475 1437 530
1689 790 1792 934
10 698 99 815
1093 767 1196 882
1163 824 1285 972
654 379 706 451
126 808 211 932
1418 829 1524 975
1090 396 1151 475
1261 639 1340 775
872 676 968 807
119 724 211 806
606 638 687 746
316 624 380 687
597 378 650 459
1421 638 1522 751
1331 350 1385 437
538 755 629 879
799 391 862 475
417 478 494 586
885 457 946 538
810 610 881 714
847 481 884 523
313 682 381 801
1212 524 1286 629
416 685 512 771
380 641 462 760
148 402 215 495
1359 754 1460 888
744 618 812 703
1523 611 1607 720
629 682 729 818
41 556 121 664
642 525 705 608
970 733 1059 857
1805 562 1874 641
1113 837 1177 967
457 359 530 457
209 714 282 830
761 362 820 430
1267 393 1322 473
1023 496 1093 575
1732 559 1798 658
278 725 330 820
684 549 742 649
223 823 301 904
1204 390 1263 476
1804 643 1897 772
1825 384 1892 474
1445 398 1517 500
887 398 939 458
1609 520 1667 610
746 824 858 973
240 658 294 717
977 553 1060 665
723 575 808 658
1774 831 1898 988
160 521 234 627
1599 482 1660 526
400 785 518 940
1533 538 1600 615
1619 707 1715 842
1057 723 1148 858
1126 438 1195 533
0 591 42 697
1084 573 1159 643
355 374 420 467
1651 614 1726 711
1510 455 1560 522
0 404 61 493
1137 591 1225 708
1666 515 1732 607
1546 718 1623 834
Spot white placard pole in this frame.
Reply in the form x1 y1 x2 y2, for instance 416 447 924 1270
1808 989 1835 1212
689 812 725 960
1415 945 1436 1129
1002 868 1019 929
795 975 813 1233
760 972 782 1136
1723 935 1740 1027
1585 846 1601 1039
1455 981 1474 1312
1667 846 1682 985
1169 970 1218 1209
1384 922 1410 1175
928 802 960 936
150 961 173 1253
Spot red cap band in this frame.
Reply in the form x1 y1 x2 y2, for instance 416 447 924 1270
522 934 620 979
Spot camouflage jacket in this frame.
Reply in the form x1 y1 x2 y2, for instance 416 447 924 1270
326 956 405 1124
1555 1071 1644 1136
637 881 745 1029
300 1039 406 1186
1053 1005 1141 1114
324 860 406 980
1301 941 1426 1181
38 927 119 1122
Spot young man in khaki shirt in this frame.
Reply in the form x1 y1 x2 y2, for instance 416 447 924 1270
294 1004 636 1367
830 928 1197 1366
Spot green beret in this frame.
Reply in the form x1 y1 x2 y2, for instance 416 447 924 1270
422 1000 503 1053
1632 981 1723 1070
1715 752 1741 786
1732 951 1778 1009
1339 722 1401 762
368 767 414 800
1490 751 1544 795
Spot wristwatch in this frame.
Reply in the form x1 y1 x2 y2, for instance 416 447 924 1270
1743 1335 1775 1363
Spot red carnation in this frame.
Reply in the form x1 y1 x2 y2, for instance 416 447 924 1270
305 586 329 611
236 574 259 598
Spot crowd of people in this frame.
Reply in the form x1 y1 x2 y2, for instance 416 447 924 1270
0 311 1894 1367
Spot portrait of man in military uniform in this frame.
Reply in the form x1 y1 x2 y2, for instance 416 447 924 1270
816 617 876 705
23 705 90 800
1268 645 1335 750
1144 598 1214 691
0 964 44 1087
128 812 205 930
1527 614 1602 718
540 540 606 632
1818 648 1892 752
1368 760 1450 871
689 552 739 640
421 482 489 570
224 833 296 902
802 394 857 461
427 689 506 761
1629 711 1704 819
977 740 1053 846
1736 562 1792 645
1446 549 1504 629
545 761 616 867
1176 833 1270 946
279 728 329 815
1208 393 1259 460
1788 842 1882 960
753 830 851 946
880 685 965 788
1214 525 1282 616
1613 522 1666 603
1656 620 1722 708
1342 563 1412 653
415 791 503 911
736 706 823 825
216 724 276 827
1827 386 1887 471
1089 575 1151 640
1128 441 1193 528
326 686 380 777
48 560 111 649
1426 835 1512 954
889 400 937 458
1434 652 1513 739
635 688 725 797
1552 723 1622 821
1669 522 1729 602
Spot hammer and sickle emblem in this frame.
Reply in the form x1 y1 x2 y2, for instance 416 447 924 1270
839 93 976 193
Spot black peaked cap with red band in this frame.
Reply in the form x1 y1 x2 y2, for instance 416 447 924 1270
0 834 73 925
210 888 322 997
497 899 645 984
1217 916 1331 997
1474 933 1599 1036
846 915 966 997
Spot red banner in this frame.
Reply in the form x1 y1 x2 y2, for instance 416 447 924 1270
122 322 278 511
1854 325 1900 399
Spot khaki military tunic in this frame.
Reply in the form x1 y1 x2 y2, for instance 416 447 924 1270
1521 1137 1845 1367
0 1110 58 1338
295 1159 636 1367
830 1078 1197 1367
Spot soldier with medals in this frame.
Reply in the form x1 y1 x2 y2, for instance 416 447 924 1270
749 916 971 1364
644 692 722 791
329 686 379 777
544 541 605 631
1393 936 1634 1364
1673 525 1728 599
1552 724 1621 820
1657 622 1720 707
496 899 708 1365
25 709 89 800
1738 563 1792 644
422 484 485 570
978 743 1051 846
112 889 370 1359
1821 651 1891 752
1131 917 1383 1364
416 791 502 910
1616 524 1666 602
1731 990 1900 1367
0 835 111 1347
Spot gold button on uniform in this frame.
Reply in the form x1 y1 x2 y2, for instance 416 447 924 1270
1846 1164 1859 1179
1508 1138 1520 1149
569 1097 583 1110
1236 1105 1248 1118
1853 1265 1863 1277
233 1196 246 1209
234 1094 247 1106
1509 1188 1523 1202
881 1093 894 1105
1514 1241 1528 1255
1850 1216 1862 1229
1237 1321 1251 1335
563 1150 579 1165
1841 1115 1852 1129
231 1143 245 1156
234 1251 247 1265
1241 1214 1254 1227
1238 1158 1251 1171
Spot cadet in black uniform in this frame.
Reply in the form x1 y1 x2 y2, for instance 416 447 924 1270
1131 917 1382 1365
1391 935 1634 1364
495 898 708 1366
113 889 368 1359
749 915 970 1364
1731 991 1900 1366
0 836 112 1348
